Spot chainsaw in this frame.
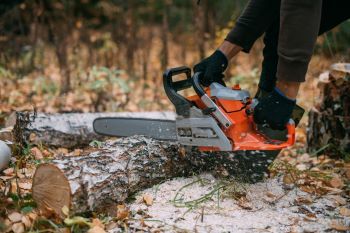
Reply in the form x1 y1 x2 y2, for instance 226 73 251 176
93 66 301 151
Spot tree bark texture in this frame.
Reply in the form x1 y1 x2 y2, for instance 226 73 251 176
32 136 198 217
307 63 350 157
32 135 279 218
13 112 176 149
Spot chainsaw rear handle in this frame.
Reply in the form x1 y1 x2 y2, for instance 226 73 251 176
163 66 193 117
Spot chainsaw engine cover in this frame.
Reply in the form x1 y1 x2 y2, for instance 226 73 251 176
186 82 295 151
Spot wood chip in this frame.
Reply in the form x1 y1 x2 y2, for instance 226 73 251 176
143 193 153 206
266 191 276 198
8 212 23 223
339 207 350 217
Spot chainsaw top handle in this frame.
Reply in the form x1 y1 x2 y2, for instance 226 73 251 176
163 66 193 117
191 71 206 97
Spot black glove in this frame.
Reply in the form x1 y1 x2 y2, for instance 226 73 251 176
253 88 296 130
193 50 228 87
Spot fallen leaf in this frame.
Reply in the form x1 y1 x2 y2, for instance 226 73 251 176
283 174 294 185
345 168 350 180
91 218 104 228
2 167 14 176
106 222 118 231
299 185 314 194
27 212 38 221
237 197 252 210
21 216 31 228
296 164 308 171
8 212 23 223
64 216 90 226
29 133 36 142
143 194 153 206
30 147 43 160
73 149 83 156
12 222 25 233
294 196 313 205
42 149 51 157
18 182 31 190
339 207 350 217
116 204 129 220
62 205 69 217
57 148 69 155
88 226 106 233
330 220 350 231
328 176 344 189
329 195 347 205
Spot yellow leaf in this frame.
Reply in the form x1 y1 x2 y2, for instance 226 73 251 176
62 205 69 217
64 216 90 226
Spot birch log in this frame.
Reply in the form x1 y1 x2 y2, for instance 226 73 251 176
14 111 176 148
32 136 277 217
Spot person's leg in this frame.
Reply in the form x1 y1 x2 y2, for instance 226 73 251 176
257 19 280 93
258 0 350 93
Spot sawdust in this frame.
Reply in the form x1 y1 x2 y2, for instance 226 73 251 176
127 173 349 233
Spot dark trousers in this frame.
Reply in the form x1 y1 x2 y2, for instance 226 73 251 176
226 0 350 90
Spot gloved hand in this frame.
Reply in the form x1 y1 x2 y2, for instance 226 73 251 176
193 50 228 87
253 87 296 130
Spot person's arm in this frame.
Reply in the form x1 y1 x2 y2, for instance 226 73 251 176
226 0 281 53
276 0 323 99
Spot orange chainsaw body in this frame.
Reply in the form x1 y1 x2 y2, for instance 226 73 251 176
187 85 295 151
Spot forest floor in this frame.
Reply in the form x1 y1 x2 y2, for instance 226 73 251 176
0 53 349 232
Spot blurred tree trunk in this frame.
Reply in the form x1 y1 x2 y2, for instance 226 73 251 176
125 0 137 74
161 0 170 71
193 0 206 59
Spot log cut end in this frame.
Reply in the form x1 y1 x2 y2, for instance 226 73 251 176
32 164 71 218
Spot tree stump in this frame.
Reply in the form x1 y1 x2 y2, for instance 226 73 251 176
307 63 350 157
